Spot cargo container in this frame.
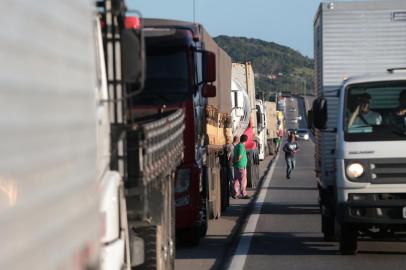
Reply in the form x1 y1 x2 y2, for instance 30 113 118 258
0 1 100 269
311 1 406 255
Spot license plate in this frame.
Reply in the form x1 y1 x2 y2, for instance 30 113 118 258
403 207 406 219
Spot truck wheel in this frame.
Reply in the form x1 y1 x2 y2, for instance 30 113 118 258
321 215 335 241
200 200 208 238
220 165 229 211
339 224 358 255
133 226 159 270
134 225 174 270
134 175 175 270
269 142 275 156
177 226 201 246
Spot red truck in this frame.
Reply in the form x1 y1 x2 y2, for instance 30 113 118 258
132 19 232 246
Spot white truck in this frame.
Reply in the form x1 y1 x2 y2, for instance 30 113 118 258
231 62 260 187
0 1 184 269
256 99 267 160
0 1 101 269
310 1 406 255
97 1 184 269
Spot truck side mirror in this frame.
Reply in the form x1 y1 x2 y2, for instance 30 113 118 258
202 51 216 83
121 16 145 93
202 84 216 98
311 97 328 129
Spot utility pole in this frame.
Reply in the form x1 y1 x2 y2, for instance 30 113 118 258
193 0 196 22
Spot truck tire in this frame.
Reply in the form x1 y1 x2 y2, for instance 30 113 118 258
220 165 230 211
199 201 208 238
134 226 158 270
177 226 201 246
321 215 335 241
134 175 175 270
339 224 358 255
200 167 209 238
207 165 221 219
269 141 275 156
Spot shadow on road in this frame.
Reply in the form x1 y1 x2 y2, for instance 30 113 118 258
267 186 317 191
258 203 320 215
236 232 338 256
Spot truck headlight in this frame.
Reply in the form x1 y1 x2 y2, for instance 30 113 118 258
346 163 364 179
175 168 191 193
304 134 309 140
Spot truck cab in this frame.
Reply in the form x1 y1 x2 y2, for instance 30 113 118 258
133 19 219 246
311 1 406 255
313 71 406 254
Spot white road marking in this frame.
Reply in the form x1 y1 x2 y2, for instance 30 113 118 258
226 153 280 270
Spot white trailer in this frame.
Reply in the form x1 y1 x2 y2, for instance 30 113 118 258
256 99 267 160
0 1 100 269
98 2 184 269
231 63 260 187
311 1 406 255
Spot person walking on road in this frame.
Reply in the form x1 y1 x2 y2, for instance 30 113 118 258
233 134 249 199
283 132 299 179
227 136 239 197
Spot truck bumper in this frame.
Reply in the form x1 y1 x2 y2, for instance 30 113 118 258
336 196 406 228
100 238 125 270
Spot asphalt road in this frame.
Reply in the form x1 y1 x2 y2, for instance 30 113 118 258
175 155 275 270
226 97 406 270
176 97 406 270
229 136 406 270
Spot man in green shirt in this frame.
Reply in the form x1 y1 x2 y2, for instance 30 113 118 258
233 134 249 199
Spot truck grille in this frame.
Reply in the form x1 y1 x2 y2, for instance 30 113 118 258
370 158 406 184
348 193 406 222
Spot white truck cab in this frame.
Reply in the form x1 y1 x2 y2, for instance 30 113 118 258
312 71 406 254
335 73 406 220
311 1 406 255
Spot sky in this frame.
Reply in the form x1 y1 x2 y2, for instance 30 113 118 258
128 0 336 58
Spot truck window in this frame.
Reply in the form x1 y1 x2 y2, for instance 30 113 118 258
344 81 406 141
133 47 191 105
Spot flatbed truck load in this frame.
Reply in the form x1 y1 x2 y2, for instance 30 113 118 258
201 28 233 218
264 101 278 155
311 1 406 255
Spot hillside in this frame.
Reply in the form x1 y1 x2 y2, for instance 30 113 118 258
214 35 314 98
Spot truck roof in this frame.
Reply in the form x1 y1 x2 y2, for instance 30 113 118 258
343 71 406 86
316 0 406 23
143 18 201 38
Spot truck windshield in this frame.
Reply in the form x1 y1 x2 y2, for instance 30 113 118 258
133 47 191 104
344 81 406 141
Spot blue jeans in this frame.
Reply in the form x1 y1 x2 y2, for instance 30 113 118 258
228 165 234 195
285 156 296 177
